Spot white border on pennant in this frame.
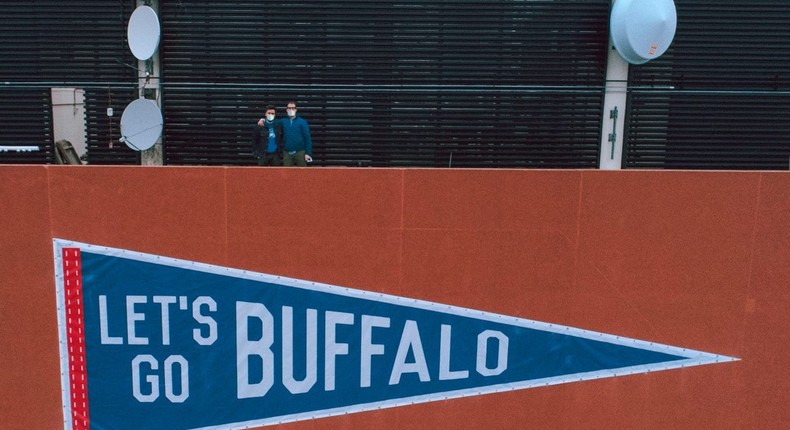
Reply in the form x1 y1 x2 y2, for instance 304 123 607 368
52 239 739 430
53 241 74 430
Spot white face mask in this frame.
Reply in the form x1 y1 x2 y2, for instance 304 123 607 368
266 114 275 121
287 108 297 117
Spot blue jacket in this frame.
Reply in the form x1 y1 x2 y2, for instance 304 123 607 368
281 116 313 156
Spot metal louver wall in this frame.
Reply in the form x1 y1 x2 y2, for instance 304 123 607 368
624 1 790 170
160 1 610 167
85 86 140 165
0 0 139 165
0 89 53 164
6 1 785 169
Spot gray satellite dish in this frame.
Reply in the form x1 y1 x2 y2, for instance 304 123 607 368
120 98 163 151
611 0 677 65
127 5 161 60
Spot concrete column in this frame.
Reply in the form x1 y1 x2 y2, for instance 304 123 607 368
138 0 164 166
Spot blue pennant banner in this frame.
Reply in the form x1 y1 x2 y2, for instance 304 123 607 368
53 239 737 430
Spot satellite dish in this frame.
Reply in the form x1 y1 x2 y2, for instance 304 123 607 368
120 98 162 151
611 0 677 65
127 5 160 60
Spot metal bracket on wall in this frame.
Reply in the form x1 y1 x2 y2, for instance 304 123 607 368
608 106 619 159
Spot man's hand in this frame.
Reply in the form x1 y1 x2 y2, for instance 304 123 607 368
257 118 264 126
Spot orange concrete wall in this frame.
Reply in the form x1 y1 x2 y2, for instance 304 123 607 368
1 166 788 429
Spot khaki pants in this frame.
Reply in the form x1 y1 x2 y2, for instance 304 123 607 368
283 150 307 167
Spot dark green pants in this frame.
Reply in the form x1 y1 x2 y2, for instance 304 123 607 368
283 150 307 167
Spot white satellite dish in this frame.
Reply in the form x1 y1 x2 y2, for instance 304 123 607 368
127 5 161 60
611 0 677 65
120 98 162 151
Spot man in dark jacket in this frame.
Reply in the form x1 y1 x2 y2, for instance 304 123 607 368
281 101 313 166
252 105 283 166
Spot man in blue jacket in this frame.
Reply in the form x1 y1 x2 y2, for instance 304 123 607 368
281 101 313 166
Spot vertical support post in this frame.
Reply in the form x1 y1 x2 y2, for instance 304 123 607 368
139 0 163 166
599 1 629 170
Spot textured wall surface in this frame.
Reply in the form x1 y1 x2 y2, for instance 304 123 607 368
1 166 788 429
